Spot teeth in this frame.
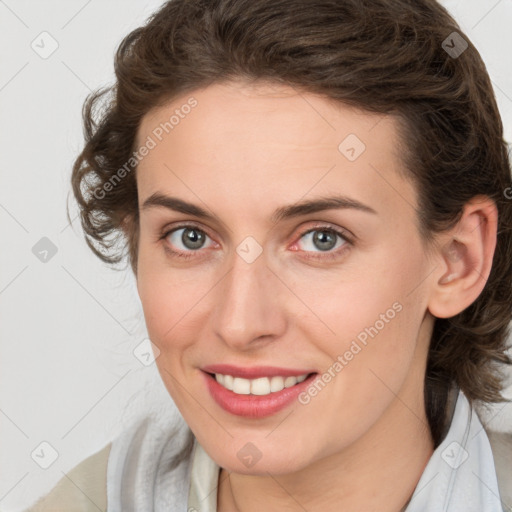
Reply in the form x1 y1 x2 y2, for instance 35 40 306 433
223 374 234 391
214 373 310 395
251 377 270 395
233 377 251 394
270 376 285 392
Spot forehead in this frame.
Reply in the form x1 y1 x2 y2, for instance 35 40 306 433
135 81 417 222
138 80 400 155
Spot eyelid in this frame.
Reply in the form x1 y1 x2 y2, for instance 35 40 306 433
290 221 355 245
160 220 216 242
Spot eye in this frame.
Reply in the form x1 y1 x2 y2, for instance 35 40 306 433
164 226 216 254
293 226 351 256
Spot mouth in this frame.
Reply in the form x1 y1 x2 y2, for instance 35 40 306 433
201 369 319 418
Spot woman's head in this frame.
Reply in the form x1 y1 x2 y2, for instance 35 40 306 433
71 0 512 467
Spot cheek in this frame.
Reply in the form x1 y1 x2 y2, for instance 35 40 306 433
286 241 429 387
138 272 196 347
136 264 204 408
282 253 429 454
136 243 217 357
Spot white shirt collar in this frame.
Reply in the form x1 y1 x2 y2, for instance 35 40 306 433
404 388 503 511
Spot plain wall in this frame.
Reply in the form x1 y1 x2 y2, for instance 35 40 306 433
1 0 511 510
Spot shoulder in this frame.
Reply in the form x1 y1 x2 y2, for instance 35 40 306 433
486 429 512 511
23 442 111 512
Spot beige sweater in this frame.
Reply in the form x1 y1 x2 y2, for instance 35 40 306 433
25 443 111 512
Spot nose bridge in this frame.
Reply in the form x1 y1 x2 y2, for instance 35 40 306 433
211 245 285 349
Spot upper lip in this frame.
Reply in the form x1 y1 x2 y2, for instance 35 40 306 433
201 364 316 379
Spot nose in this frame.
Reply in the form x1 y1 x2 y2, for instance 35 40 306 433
210 247 287 351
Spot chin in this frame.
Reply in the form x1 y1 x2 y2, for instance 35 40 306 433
204 437 314 476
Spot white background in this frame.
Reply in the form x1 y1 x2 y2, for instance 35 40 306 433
1 0 511 510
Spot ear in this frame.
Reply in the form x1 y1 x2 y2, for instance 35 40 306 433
427 195 498 319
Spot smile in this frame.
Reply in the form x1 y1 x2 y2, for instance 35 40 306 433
202 369 318 418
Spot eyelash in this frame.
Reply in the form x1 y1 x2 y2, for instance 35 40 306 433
159 222 354 261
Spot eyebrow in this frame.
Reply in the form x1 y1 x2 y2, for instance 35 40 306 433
141 192 377 223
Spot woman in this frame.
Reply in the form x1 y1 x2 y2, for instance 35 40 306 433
25 0 512 510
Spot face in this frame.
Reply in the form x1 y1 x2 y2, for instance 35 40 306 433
135 80 436 474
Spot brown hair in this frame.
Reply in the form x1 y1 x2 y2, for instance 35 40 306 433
71 0 512 445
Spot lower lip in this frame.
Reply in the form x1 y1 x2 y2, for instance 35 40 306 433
202 371 318 418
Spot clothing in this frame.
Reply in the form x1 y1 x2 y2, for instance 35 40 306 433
23 388 511 511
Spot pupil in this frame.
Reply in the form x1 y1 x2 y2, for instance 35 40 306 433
183 228 205 249
313 230 336 251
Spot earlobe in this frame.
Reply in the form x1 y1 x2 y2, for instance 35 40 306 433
428 196 498 319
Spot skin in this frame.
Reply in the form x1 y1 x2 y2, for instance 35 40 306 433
133 80 497 511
